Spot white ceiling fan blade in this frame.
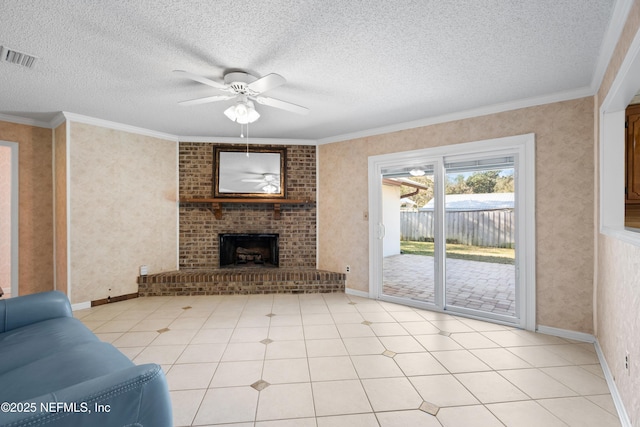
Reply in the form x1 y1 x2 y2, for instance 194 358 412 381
174 70 229 91
247 73 286 94
178 94 236 106
255 96 309 115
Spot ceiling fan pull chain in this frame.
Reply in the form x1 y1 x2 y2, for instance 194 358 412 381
246 123 250 156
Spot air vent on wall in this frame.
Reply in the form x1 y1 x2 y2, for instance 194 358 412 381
0 46 37 68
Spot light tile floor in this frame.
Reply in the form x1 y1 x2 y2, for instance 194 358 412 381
75 293 621 427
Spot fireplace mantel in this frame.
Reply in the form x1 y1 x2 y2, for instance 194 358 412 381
180 198 315 220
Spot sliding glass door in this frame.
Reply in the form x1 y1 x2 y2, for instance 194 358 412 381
443 157 517 321
381 165 437 305
370 135 534 328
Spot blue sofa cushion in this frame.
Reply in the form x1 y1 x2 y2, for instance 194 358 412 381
0 317 102 375
0 340 134 403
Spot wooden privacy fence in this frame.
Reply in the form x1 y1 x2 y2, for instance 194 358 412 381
400 210 515 248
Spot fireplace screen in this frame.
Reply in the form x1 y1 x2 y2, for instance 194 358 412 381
219 233 279 268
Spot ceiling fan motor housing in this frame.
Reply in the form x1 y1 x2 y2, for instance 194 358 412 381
224 72 259 95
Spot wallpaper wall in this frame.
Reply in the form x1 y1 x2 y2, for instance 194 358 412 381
595 1 640 424
54 122 67 295
0 121 53 296
67 122 178 304
318 97 595 334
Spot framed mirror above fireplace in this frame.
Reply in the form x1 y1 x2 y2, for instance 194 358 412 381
213 146 287 199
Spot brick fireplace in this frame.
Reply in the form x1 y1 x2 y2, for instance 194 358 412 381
178 143 317 269
136 142 345 296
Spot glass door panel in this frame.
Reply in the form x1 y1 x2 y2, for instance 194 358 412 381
443 162 517 319
381 166 437 305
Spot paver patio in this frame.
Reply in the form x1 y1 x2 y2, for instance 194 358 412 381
382 254 515 316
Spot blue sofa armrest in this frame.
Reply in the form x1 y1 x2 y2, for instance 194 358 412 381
0 364 172 427
0 291 73 333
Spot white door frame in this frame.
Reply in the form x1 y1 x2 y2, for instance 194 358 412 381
368 134 536 330
0 140 19 298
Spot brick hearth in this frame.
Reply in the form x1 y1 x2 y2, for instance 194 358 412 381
138 268 345 296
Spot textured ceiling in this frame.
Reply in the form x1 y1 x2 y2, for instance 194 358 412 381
0 1 621 142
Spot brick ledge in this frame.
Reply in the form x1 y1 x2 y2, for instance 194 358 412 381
138 268 346 296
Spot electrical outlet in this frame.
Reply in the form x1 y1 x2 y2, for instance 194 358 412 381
625 352 630 374
346 265 351 273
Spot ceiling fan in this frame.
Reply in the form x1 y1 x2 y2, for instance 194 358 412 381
241 173 280 193
174 70 309 124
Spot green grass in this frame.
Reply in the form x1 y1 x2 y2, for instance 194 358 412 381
400 240 515 265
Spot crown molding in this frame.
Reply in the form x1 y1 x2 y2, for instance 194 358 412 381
317 86 594 145
50 112 66 129
178 135 317 145
0 78 600 147
61 112 180 142
590 0 635 93
0 113 51 129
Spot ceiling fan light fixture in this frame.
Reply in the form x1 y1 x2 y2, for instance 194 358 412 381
263 183 278 193
224 99 260 124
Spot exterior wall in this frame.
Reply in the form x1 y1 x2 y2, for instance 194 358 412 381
179 143 317 269
0 121 53 296
68 122 177 304
595 1 640 424
318 97 595 333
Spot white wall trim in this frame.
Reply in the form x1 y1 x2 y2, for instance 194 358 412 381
0 113 51 129
65 122 72 300
345 287 369 299
590 0 635 93
175 141 180 269
315 145 321 268
594 339 633 427
0 141 19 297
179 136 317 145
61 112 179 142
599 22 640 244
71 301 91 311
318 87 592 145
537 326 631 426
536 325 596 343
52 129 57 292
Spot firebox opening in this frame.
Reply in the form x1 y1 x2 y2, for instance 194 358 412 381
219 233 279 268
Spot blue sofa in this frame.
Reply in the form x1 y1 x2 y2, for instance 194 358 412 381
0 291 172 426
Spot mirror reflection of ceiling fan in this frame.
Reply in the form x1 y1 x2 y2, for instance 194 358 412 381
175 70 309 124
241 173 280 193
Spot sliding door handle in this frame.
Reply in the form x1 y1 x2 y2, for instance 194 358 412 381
378 223 386 240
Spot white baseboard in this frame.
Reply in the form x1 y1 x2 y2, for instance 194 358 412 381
345 287 370 298
536 325 596 343
538 325 630 426
71 301 91 311
594 340 632 427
